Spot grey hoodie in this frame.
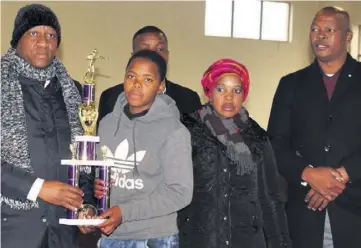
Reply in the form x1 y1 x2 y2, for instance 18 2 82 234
97 92 193 240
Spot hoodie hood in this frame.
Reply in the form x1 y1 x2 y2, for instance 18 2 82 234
110 91 180 152
113 92 180 123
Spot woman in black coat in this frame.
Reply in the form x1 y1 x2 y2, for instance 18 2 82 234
178 59 292 248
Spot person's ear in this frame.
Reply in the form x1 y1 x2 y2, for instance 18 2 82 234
157 80 166 94
345 31 353 45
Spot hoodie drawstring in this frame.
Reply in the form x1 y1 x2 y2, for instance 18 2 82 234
132 120 139 176
113 109 139 176
114 111 123 137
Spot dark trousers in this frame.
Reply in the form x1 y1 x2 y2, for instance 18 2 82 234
286 195 361 248
1 220 78 248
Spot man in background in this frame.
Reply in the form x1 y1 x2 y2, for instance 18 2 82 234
97 25 202 123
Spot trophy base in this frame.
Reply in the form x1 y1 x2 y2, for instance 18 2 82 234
59 218 106 226
61 160 112 166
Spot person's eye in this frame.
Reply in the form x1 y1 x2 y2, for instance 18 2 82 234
127 74 135 79
145 78 153 83
234 88 243 94
48 33 57 39
29 31 37 36
327 28 336 33
215 87 224 93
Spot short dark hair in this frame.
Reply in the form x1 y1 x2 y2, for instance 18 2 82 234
126 49 167 82
316 6 351 32
132 26 168 49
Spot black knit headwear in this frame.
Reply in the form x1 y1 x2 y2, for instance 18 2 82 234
11 4 61 48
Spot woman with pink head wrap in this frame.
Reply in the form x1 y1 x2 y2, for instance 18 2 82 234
178 59 292 248
201 58 250 100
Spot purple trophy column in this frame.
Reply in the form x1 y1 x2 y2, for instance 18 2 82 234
83 84 95 105
97 166 110 214
67 164 78 219
78 141 96 161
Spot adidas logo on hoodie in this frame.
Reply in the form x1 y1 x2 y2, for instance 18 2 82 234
102 139 146 190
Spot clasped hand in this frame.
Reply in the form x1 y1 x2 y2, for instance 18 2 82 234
78 206 122 235
302 166 349 211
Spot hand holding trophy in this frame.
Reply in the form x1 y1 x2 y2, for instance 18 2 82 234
59 49 112 227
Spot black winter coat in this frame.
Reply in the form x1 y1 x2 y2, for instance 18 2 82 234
178 113 292 248
1 77 94 248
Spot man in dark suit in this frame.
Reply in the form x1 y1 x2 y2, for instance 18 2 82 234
268 6 361 248
97 26 202 123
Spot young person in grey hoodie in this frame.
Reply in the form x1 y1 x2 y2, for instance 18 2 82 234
93 50 193 248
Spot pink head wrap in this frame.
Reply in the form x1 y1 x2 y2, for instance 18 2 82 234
201 59 250 101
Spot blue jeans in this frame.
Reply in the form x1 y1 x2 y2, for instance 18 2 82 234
98 234 179 248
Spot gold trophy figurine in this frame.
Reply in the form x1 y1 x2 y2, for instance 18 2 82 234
79 49 109 136
84 49 109 85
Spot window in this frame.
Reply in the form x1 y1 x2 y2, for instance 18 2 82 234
350 25 361 61
205 0 291 42
205 0 233 37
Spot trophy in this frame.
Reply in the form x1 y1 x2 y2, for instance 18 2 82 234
59 49 112 226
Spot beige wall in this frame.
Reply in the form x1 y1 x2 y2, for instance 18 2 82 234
1 1 360 128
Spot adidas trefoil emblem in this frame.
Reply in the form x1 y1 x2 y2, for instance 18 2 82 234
103 139 146 189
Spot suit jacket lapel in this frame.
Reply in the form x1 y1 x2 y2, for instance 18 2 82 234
331 54 358 102
308 60 330 105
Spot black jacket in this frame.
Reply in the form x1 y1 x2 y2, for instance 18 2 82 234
97 79 202 124
1 77 93 248
178 113 292 248
268 54 361 248
73 79 83 95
